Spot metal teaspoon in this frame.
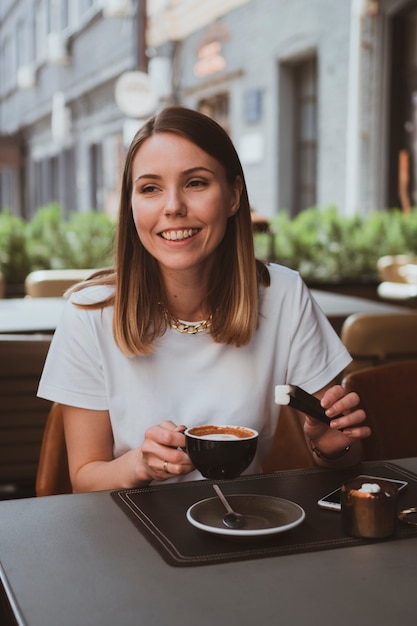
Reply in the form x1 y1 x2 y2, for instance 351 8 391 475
213 484 246 529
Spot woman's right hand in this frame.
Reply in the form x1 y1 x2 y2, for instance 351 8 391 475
63 407 194 492
140 420 195 481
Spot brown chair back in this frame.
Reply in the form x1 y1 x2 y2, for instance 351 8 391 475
36 403 72 496
343 360 417 461
0 334 52 497
25 269 95 298
341 311 417 375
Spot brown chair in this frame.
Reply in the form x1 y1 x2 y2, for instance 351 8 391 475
25 269 95 298
0 334 52 498
343 360 417 462
341 311 417 375
36 403 72 496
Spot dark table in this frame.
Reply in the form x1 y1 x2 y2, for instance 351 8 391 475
1 458 416 626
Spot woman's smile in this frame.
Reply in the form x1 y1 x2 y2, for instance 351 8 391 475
158 228 201 241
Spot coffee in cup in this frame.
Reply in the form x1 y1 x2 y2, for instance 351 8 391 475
184 425 258 479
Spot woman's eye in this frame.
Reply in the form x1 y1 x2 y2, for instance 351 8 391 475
141 184 159 194
188 179 207 188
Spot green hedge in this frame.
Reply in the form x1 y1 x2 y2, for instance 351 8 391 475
2 204 417 288
0 204 116 285
0 210 32 284
254 206 417 282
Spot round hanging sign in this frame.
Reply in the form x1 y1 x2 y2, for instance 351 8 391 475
114 71 157 118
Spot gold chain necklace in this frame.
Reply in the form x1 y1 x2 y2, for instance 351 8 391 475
159 302 213 335
169 316 213 335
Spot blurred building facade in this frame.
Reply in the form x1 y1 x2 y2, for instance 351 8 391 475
0 0 416 220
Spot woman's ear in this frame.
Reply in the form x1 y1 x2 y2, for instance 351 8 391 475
228 176 243 216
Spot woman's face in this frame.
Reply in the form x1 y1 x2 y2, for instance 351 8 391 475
131 132 241 277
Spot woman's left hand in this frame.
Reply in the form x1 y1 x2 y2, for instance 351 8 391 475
304 384 371 461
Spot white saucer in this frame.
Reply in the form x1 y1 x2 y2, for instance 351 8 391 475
186 494 305 537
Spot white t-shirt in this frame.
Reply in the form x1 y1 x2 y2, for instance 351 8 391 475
38 263 351 482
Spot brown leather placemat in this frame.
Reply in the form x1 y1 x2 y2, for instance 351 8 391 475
111 461 417 567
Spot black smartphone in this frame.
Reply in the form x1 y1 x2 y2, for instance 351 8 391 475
317 474 408 511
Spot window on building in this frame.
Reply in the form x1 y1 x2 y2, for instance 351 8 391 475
388 6 417 209
50 155 59 203
32 157 60 209
0 170 20 215
41 160 49 206
62 148 76 216
293 56 317 214
33 161 43 210
278 54 318 217
198 93 230 134
89 142 104 211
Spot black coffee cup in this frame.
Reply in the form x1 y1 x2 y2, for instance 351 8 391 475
184 425 258 479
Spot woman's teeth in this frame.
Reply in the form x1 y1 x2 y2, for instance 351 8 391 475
160 229 198 241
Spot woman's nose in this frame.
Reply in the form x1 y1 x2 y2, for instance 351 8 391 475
164 188 187 216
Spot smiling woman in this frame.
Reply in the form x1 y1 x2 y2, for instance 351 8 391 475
37 106 370 495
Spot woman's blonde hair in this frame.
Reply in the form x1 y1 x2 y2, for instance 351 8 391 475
73 106 270 355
